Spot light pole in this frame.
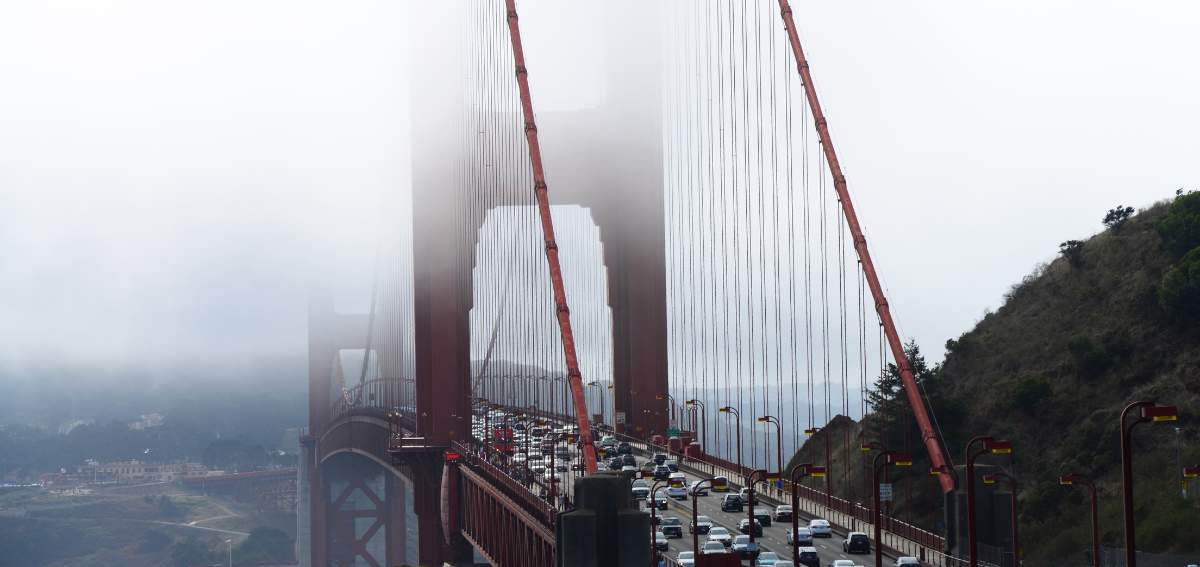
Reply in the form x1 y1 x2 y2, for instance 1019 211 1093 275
719 407 743 475
873 451 912 567
808 427 833 509
745 469 769 545
1120 401 1177 567
983 472 1021 567
656 393 676 429
965 436 1013 567
691 477 716 556
757 416 783 489
789 463 826 563
587 381 605 428
650 480 668 567
1184 466 1200 499
1059 473 1099 567
687 399 708 452
225 538 232 567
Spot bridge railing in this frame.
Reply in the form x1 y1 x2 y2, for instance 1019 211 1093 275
329 377 415 424
452 439 559 527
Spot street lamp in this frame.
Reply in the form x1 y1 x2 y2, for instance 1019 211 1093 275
873 451 912 567
808 427 834 509
745 469 769 545
983 472 1021 567
1184 466 1200 499
587 381 605 428
686 399 708 451
965 436 1012 567
789 463 826 563
1059 473 1099 567
757 415 783 488
225 538 232 567
690 477 717 556
1120 401 1178 567
649 480 668 567
719 407 743 475
656 393 676 428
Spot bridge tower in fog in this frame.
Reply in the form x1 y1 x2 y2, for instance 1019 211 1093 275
302 4 668 565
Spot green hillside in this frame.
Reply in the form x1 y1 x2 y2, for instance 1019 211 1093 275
789 191 1200 565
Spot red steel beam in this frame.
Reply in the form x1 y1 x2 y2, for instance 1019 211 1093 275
503 0 598 474
775 0 955 493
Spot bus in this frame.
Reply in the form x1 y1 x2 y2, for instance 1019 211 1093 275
493 427 515 454
711 476 729 492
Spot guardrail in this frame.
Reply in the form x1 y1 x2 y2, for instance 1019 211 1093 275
329 377 415 424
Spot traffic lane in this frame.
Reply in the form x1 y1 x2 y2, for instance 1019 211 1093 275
650 487 863 565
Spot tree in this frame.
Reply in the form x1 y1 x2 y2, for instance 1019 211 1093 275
1059 240 1085 268
1159 246 1200 319
171 537 215 567
1158 191 1200 258
866 341 937 448
234 527 294 565
1103 205 1135 231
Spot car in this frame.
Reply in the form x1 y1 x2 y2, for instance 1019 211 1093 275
646 493 668 510
707 526 733 547
665 460 680 472
654 531 668 551
752 506 774 527
653 465 671 480
660 516 684 538
772 562 795 567
621 465 637 476
701 541 728 555
787 526 813 546
739 487 758 506
737 518 763 537
666 483 688 499
599 435 617 449
608 457 624 471
668 471 687 484
773 504 793 521
720 494 744 512
894 558 920 567
756 552 781 566
622 453 637 466
795 547 820 567
689 480 709 496
631 480 650 498
690 515 713 534
677 551 697 566
809 518 832 537
730 534 760 558
653 452 668 465
829 561 856 567
843 532 870 554
617 441 632 455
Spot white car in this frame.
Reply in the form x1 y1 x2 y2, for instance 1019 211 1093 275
689 480 709 496
787 526 813 545
809 518 832 537
707 526 733 546
631 480 650 498
755 551 781 566
677 551 696 567
701 541 728 555
772 562 795 567
895 558 921 567
666 484 688 499
773 504 793 521
668 471 687 484
831 561 856 567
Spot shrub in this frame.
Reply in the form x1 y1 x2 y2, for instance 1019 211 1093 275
1159 246 1200 319
138 529 171 553
1067 335 1112 379
1103 205 1135 231
1008 376 1052 411
1157 191 1200 258
1059 240 1085 268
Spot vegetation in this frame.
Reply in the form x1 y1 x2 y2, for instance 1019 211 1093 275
789 197 1200 565
1103 205 1135 231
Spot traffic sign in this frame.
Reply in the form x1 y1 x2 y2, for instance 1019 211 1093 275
879 483 893 502
667 427 681 437
615 411 626 425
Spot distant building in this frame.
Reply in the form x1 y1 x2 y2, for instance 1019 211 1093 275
80 460 218 483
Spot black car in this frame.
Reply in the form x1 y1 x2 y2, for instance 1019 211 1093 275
720 494 743 512
843 532 871 554
665 460 679 472
796 547 820 567
653 452 668 465
660 516 684 538
653 465 671 480
752 507 773 527
608 458 624 471
622 453 637 466
617 441 632 455
736 518 763 537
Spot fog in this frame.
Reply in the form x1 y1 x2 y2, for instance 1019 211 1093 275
2 0 1198 379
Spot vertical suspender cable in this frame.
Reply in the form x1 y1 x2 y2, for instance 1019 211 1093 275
774 0 954 492
503 0 596 472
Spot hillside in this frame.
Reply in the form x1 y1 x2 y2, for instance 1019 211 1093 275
789 193 1200 565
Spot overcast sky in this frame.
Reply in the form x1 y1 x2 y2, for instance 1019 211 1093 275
1 1 1197 371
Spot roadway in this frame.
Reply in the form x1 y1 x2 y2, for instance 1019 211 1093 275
643 463 877 566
